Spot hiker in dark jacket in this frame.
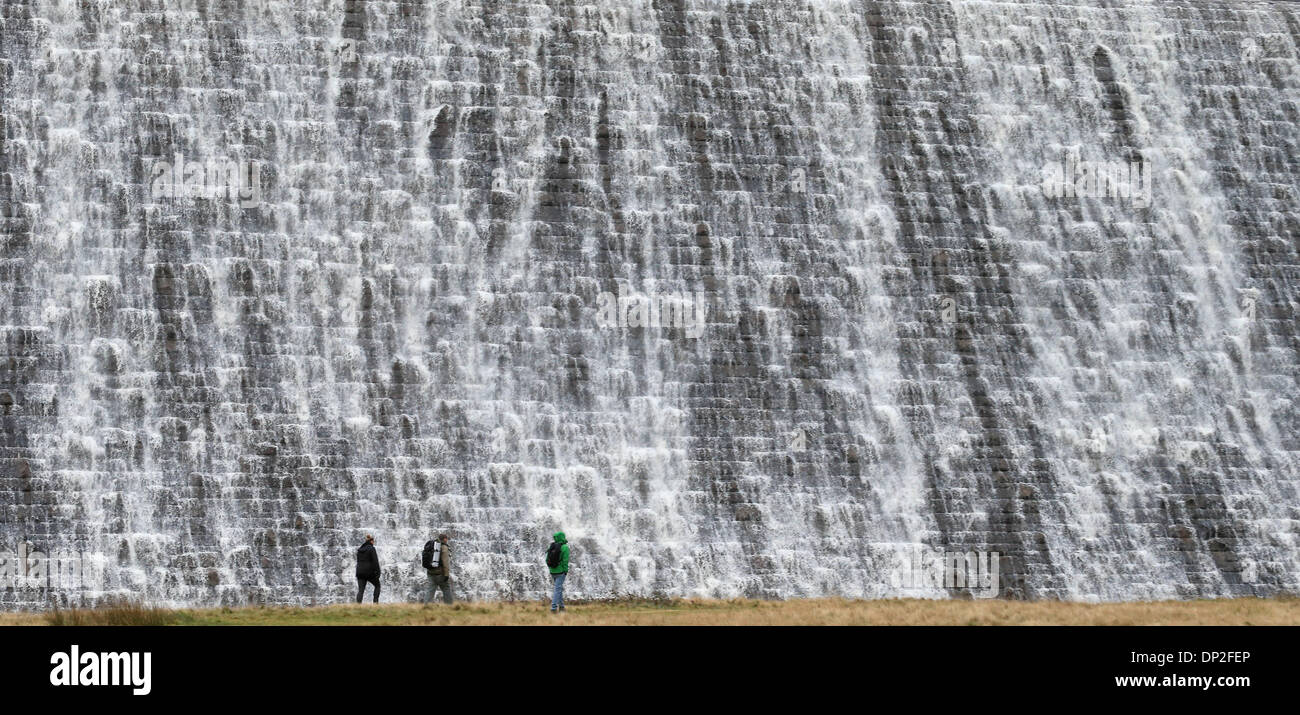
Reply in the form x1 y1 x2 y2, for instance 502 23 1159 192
356 534 381 603
422 533 453 605
547 531 570 613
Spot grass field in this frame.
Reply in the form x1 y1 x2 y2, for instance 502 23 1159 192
2 596 1297 626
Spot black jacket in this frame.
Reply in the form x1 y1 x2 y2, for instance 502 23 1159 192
356 542 380 580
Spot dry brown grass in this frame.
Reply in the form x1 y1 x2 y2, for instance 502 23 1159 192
40 600 175 626
1 596 1296 626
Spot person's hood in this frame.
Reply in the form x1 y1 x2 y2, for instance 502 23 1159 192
553 531 566 544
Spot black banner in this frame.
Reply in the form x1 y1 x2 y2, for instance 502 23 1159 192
0 625 1287 706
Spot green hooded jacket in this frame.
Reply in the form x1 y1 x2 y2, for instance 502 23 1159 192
548 532 570 574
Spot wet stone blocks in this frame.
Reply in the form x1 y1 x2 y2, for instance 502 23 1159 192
0 0 1298 606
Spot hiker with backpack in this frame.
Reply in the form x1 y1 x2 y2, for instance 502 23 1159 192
421 533 453 604
356 534 381 603
546 531 570 613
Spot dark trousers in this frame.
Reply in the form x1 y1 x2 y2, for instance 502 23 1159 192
356 575 380 603
424 573 453 604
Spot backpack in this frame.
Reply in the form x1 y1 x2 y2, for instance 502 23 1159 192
546 541 563 568
422 540 442 571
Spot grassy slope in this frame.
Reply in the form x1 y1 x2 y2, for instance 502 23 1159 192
2 597 1298 626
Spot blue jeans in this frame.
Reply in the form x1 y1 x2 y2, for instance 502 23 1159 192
550 572 566 611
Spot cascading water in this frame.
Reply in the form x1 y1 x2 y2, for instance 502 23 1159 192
1 0 1298 607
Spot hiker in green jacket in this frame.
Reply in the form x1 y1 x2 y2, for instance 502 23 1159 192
546 531 570 613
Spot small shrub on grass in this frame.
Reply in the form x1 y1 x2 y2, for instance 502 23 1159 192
45 599 177 626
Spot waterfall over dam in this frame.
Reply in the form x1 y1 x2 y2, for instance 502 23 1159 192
2 0 1299 607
